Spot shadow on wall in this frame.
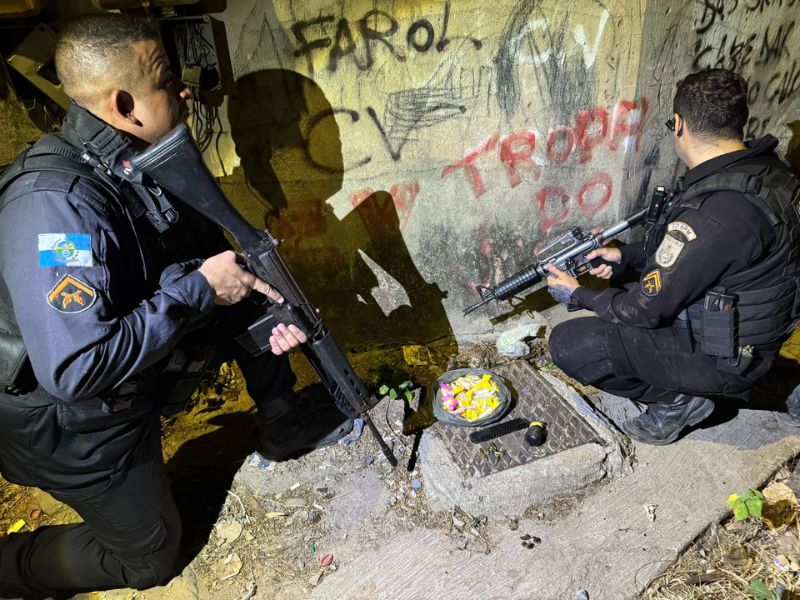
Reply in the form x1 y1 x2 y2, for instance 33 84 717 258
787 121 800 177
226 69 452 348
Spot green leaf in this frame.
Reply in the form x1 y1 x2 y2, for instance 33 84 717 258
744 497 764 518
378 385 389 395
733 501 750 521
399 380 412 390
389 389 398 400
404 391 413 402
740 488 764 502
727 493 740 509
747 579 779 600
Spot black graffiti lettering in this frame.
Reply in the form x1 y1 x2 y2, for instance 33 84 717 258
693 39 714 70
765 60 800 106
696 0 725 34
291 5 481 73
304 108 370 173
366 106 410 162
291 16 335 73
408 19 435 52
728 33 755 71
328 18 363 72
757 22 795 66
359 10 405 68
747 79 761 104
746 116 771 138
435 0 483 52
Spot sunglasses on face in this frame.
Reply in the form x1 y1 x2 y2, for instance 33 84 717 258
665 118 676 132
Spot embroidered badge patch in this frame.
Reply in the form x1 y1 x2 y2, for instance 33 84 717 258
642 269 662 296
38 233 93 268
667 221 697 241
655 234 685 268
46 275 97 313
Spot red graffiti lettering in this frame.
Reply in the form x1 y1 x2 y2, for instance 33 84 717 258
546 126 575 163
499 131 538 188
441 133 499 198
389 181 420 229
266 198 328 251
577 172 613 216
351 187 375 208
535 186 571 232
607 98 649 151
575 108 608 164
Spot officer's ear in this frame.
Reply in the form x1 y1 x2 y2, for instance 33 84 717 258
674 113 684 137
108 89 142 128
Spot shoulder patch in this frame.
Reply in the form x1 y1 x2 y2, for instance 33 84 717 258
642 269 662 297
655 234 685 268
38 233 93 268
46 275 97 313
667 221 697 241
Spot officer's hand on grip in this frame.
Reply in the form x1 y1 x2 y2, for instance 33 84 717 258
585 247 622 280
269 323 308 355
199 250 284 306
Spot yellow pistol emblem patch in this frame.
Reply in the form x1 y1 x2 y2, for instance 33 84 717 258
642 269 662 297
47 275 97 313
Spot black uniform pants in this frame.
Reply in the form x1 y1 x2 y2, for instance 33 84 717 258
0 351 294 599
549 317 771 402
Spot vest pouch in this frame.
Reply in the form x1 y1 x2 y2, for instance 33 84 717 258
55 396 152 432
0 330 32 393
157 345 218 417
702 289 738 359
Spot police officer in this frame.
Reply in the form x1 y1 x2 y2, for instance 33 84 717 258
0 15 351 597
545 68 800 445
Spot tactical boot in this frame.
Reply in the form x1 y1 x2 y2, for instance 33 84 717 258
256 392 354 462
621 394 715 445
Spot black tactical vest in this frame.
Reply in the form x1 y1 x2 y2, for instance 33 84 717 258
676 168 800 356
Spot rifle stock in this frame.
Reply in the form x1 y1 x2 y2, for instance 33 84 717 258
129 124 398 467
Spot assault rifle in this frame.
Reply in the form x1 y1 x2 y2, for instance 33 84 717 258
462 188 671 316
127 124 398 467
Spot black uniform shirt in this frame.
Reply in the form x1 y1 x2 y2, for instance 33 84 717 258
572 137 783 328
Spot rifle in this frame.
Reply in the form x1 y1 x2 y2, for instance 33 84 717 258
462 191 670 316
127 124 398 467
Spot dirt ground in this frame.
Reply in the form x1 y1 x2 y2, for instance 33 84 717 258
3 331 800 599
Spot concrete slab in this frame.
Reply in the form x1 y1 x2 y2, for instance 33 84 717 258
419 361 632 515
313 407 800 600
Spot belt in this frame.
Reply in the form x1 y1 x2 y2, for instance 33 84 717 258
2 385 138 413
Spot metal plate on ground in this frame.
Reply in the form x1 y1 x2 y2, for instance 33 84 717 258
434 360 602 478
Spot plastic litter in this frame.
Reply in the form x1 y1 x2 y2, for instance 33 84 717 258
338 418 364 446
6 519 25 534
245 452 272 470
496 322 545 357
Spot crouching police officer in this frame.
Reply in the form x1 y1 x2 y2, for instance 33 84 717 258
546 68 800 445
0 14 352 598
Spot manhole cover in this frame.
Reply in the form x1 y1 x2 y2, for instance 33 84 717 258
434 360 602 478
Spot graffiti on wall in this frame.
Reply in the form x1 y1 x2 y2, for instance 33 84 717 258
494 1 617 119
690 0 800 138
440 98 648 230
291 1 482 74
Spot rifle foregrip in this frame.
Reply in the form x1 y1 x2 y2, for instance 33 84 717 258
491 265 543 300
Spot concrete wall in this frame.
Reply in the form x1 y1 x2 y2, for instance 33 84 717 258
2 1 799 348
626 0 800 216
217 0 651 347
